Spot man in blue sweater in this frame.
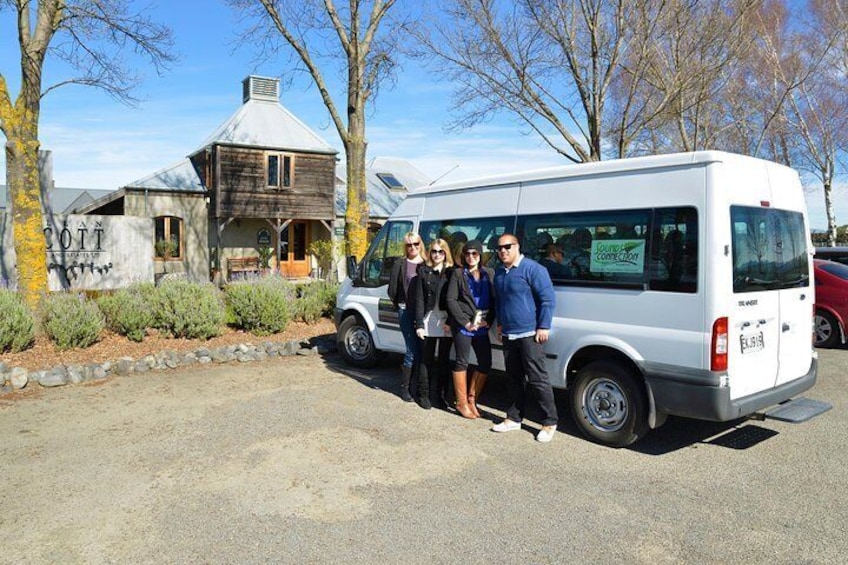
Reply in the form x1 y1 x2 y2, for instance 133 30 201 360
492 234 559 443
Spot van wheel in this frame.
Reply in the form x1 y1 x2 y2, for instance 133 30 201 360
337 315 380 368
814 310 840 348
571 360 648 448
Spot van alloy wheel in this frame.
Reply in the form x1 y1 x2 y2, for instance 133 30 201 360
582 377 628 432
570 360 649 447
336 315 380 368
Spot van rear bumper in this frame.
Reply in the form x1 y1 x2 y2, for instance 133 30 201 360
644 357 818 422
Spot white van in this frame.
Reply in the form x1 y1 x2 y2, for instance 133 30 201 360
335 151 824 446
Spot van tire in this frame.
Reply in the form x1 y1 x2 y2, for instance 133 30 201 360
337 315 380 368
814 309 840 348
570 360 648 447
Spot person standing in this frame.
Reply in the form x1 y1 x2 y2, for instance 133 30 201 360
388 232 425 402
491 234 559 443
446 240 495 419
413 239 454 410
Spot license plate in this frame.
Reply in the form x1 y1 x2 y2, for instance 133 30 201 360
740 332 764 354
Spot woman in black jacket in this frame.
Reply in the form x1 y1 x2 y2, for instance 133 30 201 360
387 232 425 402
445 239 496 419
412 238 455 410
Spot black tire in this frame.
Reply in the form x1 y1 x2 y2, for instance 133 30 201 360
814 309 841 348
337 314 381 368
570 360 649 448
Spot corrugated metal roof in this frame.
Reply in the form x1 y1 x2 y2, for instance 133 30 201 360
193 98 337 155
335 158 430 219
0 185 113 213
123 159 205 193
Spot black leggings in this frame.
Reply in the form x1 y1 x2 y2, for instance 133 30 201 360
452 331 492 372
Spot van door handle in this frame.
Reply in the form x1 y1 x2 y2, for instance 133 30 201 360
782 323 790 332
800 294 806 301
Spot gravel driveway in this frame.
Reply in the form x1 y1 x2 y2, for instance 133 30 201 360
1 350 845 564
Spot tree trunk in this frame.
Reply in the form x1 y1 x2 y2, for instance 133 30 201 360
824 176 837 247
344 130 369 261
5 128 48 308
343 54 369 260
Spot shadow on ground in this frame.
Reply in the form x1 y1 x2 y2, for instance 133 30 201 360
316 347 781 455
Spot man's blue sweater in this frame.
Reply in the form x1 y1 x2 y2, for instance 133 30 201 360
494 257 556 335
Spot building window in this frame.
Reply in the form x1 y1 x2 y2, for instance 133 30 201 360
154 216 183 260
267 153 294 188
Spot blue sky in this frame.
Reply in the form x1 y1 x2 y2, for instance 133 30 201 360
0 1 841 229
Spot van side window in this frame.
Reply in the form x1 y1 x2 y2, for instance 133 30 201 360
731 206 809 293
518 210 651 287
648 207 699 293
419 216 514 269
359 220 413 287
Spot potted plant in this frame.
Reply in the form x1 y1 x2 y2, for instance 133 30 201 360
307 239 336 281
155 239 178 277
257 246 274 275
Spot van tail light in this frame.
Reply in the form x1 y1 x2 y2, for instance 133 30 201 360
711 317 728 371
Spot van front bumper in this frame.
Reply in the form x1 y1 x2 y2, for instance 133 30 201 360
643 357 818 422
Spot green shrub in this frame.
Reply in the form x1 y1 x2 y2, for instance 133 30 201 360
294 281 339 323
97 284 154 342
225 276 294 335
0 289 35 353
42 293 104 350
151 279 224 339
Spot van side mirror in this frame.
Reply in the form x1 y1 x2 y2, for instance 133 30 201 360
346 255 360 280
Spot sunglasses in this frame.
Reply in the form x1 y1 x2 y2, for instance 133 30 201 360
496 243 515 251
430 249 446 255
464 250 479 257
406 242 421 248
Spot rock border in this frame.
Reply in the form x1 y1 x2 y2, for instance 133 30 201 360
0 336 338 394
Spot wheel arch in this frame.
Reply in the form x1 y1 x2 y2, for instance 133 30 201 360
339 303 376 332
815 305 846 344
564 344 664 430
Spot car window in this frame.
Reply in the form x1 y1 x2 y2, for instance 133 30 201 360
820 261 848 281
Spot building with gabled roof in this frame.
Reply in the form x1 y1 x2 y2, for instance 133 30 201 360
78 75 423 282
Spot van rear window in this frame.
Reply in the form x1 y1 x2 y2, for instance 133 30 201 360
731 206 809 293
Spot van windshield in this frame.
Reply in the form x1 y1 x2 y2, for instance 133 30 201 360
731 206 809 293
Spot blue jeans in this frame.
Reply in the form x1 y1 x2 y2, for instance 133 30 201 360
399 306 421 368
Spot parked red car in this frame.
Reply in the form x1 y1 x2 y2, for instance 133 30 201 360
814 258 848 347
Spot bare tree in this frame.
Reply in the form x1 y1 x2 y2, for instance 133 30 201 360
0 0 173 307
619 0 762 156
228 0 402 260
417 0 644 163
781 0 848 245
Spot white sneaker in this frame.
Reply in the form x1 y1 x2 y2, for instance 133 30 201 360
536 425 556 443
491 420 521 433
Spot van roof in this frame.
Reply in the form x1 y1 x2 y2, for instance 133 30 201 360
415 151 782 194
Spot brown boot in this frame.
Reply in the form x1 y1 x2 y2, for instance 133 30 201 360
468 371 488 418
452 371 477 419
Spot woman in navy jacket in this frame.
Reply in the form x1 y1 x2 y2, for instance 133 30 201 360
445 239 496 419
412 238 455 409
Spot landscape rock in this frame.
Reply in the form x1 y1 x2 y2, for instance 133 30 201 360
90 365 108 380
66 365 85 384
116 358 134 375
296 347 317 356
9 367 28 390
134 360 150 373
39 367 67 388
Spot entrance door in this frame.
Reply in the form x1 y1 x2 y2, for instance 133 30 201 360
279 221 310 278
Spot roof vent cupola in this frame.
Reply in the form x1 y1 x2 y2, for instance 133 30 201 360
242 75 280 103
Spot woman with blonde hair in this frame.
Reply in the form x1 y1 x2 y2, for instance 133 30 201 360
388 232 425 402
412 238 455 409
